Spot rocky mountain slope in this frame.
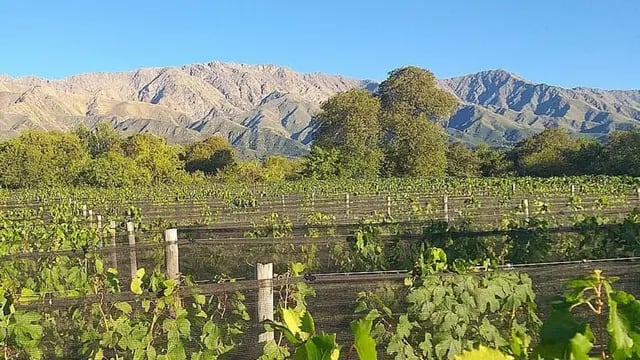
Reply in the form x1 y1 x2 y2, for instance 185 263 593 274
1 63 638 156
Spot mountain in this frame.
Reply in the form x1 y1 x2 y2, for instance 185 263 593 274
438 69 640 146
1 64 639 156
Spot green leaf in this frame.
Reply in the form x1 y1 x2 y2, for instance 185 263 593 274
351 318 377 360
301 310 316 336
95 258 104 274
282 308 305 340
608 291 640 359
114 301 132 314
131 278 143 295
454 346 513 360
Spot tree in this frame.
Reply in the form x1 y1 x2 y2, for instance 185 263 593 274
446 142 481 177
75 122 123 157
0 131 89 188
474 143 514 177
78 151 150 187
600 129 640 176
509 127 582 177
122 133 185 184
183 136 236 174
303 146 345 179
263 156 303 182
313 89 382 178
378 66 458 121
382 112 447 177
378 66 458 177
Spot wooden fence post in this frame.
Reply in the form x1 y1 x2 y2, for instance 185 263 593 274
523 199 530 220
636 188 640 203
82 204 87 219
571 184 576 197
443 195 449 222
88 210 94 225
109 220 118 270
311 192 315 209
512 183 516 194
96 215 102 232
345 193 350 217
387 195 392 217
164 229 179 281
281 195 286 214
127 222 137 282
256 263 274 343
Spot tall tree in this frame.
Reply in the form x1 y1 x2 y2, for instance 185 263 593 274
377 66 458 177
509 127 582 176
600 129 640 176
122 133 184 183
312 89 382 178
446 141 481 177
75 122 123 157
183 136 236 174
0 131 89 188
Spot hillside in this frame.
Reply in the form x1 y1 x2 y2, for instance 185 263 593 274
1 64 639 156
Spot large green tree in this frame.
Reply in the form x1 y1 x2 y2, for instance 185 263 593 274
183 135 236 174
509 127 583 176
75 122 123 157
446 141 481 177
378 66 458 177
0 131 90 188
79 151 150 187
600 129 640 176
312 89 382 178
122 133 185 184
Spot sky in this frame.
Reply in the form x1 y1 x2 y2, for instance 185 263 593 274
1 0 638 89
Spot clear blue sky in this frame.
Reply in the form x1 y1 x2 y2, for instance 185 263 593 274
1 0 638 89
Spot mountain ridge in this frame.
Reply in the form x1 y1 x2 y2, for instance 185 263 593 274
1 62 638 156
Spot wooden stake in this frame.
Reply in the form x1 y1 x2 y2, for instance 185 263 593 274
443 195 449 222
164 229 179 281
387 195 392 217
109 220 118 270
256 263 274 343
571 184 576 197
127 222 137 282
346 193 350 217
82 204 87 219
523 199 530 220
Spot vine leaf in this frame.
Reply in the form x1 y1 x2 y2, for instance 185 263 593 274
532 297 594 360
351 317 378 360
454 346 513 360
608 291 640 360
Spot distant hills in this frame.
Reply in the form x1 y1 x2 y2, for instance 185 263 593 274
1 63 638 157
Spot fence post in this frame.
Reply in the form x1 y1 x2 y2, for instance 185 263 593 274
571 184 576 197
164 229 179 281
256 263 274 343
311 192 315 209
636 188 640 203
522 199 530 220
512 183 516 194
387 195 392 217
109 220 118 270
127 222 137 282
82 204 87 219
443 195 449 222
88 210 94 225
281 195 286 214
345 193 350 217
96 215 102 232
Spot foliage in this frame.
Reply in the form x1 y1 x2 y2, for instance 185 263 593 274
446 142 481 177
303 146 345 180
0 131 90 188
122 133 185 184
600 129 640 176
313 89 383 178
245 213 294 238
533 269 640 360
75 122 124 157
355 248 540 360
183 136 236 174
263 156 304 182
509 128 583 177
78 150 150 187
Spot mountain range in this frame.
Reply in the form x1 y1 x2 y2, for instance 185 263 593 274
1 62 638 157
